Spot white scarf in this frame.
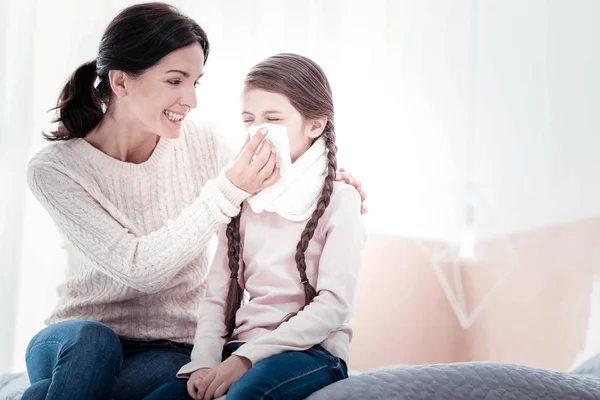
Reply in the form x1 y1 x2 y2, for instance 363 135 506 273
247 138 328 222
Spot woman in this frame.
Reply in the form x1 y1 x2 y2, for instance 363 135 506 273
22 3 366 400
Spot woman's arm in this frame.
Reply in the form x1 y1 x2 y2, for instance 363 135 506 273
28 162 246 294
28 121 280 294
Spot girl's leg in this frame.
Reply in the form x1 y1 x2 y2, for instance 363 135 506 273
226 345 348 400
22 320 122 400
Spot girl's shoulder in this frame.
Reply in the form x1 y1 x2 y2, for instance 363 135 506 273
316 181 365 240
331 181 362 206
322 181 362 222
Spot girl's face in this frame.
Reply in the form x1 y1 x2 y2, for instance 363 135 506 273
110 42 204 139
241 87 326 162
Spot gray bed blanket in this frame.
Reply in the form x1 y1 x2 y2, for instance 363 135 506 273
0 373 28 400
306 355 600 399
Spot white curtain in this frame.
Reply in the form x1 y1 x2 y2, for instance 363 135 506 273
1 0 41 374
2 0 600 373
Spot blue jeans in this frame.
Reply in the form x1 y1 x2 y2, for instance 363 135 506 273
22 320 193 400
144 342 348 400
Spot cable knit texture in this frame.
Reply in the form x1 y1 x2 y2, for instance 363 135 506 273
27 119 249 343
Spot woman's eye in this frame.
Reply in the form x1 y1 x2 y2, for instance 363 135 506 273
167 80 181 85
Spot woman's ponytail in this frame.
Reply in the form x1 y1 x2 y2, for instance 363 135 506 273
45 60 105 141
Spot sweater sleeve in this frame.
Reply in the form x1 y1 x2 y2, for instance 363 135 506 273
27 159 249 294
177 225 233 377
232 186 366 365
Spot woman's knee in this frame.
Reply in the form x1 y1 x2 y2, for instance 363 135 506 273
27 320 122 370
29 320 118 347
66 321 122 364
68 320 120 346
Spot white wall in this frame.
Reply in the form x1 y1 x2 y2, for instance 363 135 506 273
470 0 600 239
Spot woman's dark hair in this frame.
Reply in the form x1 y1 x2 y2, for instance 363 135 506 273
222 53 337 338
46 2 209 140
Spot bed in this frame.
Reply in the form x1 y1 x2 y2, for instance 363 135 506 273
307 355 600 399
0 373 28 400
3 355 600 399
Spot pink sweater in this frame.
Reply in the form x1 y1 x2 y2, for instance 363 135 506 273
178 182 366 375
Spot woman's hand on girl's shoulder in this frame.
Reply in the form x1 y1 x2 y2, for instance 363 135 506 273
335 168 368 214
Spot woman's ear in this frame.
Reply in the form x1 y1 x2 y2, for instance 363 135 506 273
307 116 328 139
108 70 129 97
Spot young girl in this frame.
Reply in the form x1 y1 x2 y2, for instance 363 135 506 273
145 53 365 400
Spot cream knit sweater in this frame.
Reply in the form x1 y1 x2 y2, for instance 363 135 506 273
27 119 249 343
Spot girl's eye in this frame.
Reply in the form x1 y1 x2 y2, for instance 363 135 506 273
266 118 281 122
194 81 200 88
167 80 181 85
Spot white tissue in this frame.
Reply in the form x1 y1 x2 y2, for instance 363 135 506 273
248 123 292 176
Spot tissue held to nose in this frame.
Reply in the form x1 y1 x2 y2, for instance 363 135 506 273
248 123 293 176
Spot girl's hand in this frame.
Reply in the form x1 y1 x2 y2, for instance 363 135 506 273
225 128 280 194
187 368 211 399
195 355 251 400
336 168 368 214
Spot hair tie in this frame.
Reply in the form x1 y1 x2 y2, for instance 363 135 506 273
301 278 309 285
230 272 238 280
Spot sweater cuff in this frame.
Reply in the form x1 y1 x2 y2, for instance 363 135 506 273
176 360 217 378
215 169 250 207
231 344 267 367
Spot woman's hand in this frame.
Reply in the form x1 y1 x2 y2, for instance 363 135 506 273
336 168 368 214
187 368 211 399
194 355 251 400
225 128 280 194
